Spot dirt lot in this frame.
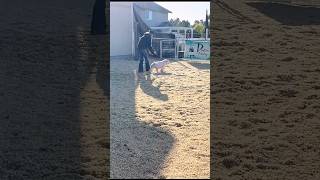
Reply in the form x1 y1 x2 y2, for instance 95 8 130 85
110 57 210 179
211 0 320 179
0 0 108 179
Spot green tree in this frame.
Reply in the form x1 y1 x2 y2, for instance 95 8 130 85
192 20 200 28
180 20 191 27
169 18 191 27
173 18 180 26
194 23 205 35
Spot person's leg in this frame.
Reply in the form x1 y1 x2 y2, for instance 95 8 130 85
138 50 144 72
144 51 150 72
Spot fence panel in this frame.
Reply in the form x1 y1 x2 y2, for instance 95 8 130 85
160 40 176 59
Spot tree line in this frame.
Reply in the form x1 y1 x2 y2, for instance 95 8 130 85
168 17 210 35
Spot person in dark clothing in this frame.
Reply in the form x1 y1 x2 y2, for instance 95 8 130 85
137 31 157 73
91 0 106 35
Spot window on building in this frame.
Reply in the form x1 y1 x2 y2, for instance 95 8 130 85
146 10 152 20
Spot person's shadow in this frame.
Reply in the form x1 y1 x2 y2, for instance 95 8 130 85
0 0 109 179
137 74 168 101
246 2 320 26
110 60 174 178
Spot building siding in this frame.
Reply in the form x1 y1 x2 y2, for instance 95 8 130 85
136 8 169 27
110 2 170 56
110 2 133 56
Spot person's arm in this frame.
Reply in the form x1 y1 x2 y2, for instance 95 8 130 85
147 37 157 56
148 46 157 56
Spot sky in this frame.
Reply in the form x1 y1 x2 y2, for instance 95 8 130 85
155 1 210 25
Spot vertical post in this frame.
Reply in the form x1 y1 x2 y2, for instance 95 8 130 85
205 28 208 40
184 39 186 58
131 3 135 57
175 39 177 59
160 40 162 59
191 28 193 39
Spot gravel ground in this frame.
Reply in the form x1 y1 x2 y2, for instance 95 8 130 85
211 0 320 179
110 57 210 179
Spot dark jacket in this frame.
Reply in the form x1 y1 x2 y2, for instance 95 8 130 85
137 34 156 55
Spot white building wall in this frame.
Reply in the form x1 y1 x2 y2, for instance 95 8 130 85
110 2 134 56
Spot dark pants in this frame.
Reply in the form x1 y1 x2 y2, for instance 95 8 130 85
138 49 150 72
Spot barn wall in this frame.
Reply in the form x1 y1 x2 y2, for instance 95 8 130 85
110 2 133 56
